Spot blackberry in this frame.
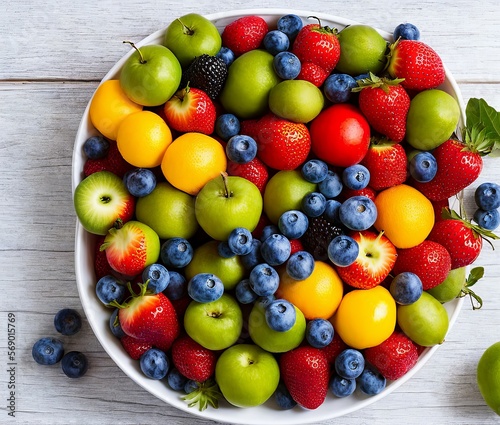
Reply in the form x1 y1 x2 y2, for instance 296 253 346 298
182 54 228 99
301 216 345 261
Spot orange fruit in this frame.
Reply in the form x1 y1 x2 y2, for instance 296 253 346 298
89 80 143 140
161 133 227 195
116 111 172 168
331 285 396 350
276 261 343 320
374 183 435 249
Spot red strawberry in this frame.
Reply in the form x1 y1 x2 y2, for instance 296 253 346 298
296 62 329 87
227 156 269 192
386 39 445 91
361 139 407 191
355 74 410 142
83 140 135 178
289 238 304 255
254 113 311 170
392 240 452 290
239 119 260 140
171 335 217 382
412 138 489 202
432 198 450 223
120 334 152 360
364 331 419 380
163 86 216 135
279 346 329 409
221 16 268 56
427 210 498 269
336 230 397 289
320 332 347 366
339 186 377 202
116 284 180 351
94 235 114 279
292 23 341 73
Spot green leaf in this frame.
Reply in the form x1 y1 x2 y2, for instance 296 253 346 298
465 98 500 144
465 266 484 288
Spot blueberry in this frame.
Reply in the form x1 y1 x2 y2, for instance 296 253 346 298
140 348 169 380
409 152 437 183
318 170 343 198
339 196 378 231
301 159 329 183
188 273 224 303
54 308 82 336
162 270 186 300
277 14 303 41
286 250 315 280
328 235 359 267
215 113 240 141
124 168 156 197
357 364 386 395
306 318 334 348
474 182 500 210
109 308 125 338
228 227 253 255
274 382 297 409
218 241 236 258
95 275 126 305
265 299 296 332
393 23 421 41
184 379 199 394
83 135 109 159
61 351 89 378
278 210 309 239
324 199 342 223
474 208 500 230
235 278 258 304
302 192 327 217
32 337 64 365
354 73 370 81
330 374 356 398
342 164 370 190
324 73 357 104
335 349 365 379
273 51 301 80
160 238 193 268
167 367 188 391
216 46 235 67
240 238 264 270
390 272 423 305
249 263 280 296
260 224 280 242
263 30 290 55
226 135 257 164
142 263 170 294
260 233 292 266
255 294 276 309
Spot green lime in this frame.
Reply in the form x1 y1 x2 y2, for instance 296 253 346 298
336 25 388 75
397 291 449 346
427 267 466 303
477 341 500 415
219 49 281 119
135 182 198 240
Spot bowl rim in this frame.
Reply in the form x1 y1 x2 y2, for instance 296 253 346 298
73 8 465 424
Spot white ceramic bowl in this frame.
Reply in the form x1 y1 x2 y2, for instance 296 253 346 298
73 8 465 424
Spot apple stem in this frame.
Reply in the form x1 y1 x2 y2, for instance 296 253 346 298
177 18 194 36
220 172 233 198
123 40 146 64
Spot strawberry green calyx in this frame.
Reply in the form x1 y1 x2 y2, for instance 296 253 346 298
460 266 484 310
306 16 339 35
352 72 405 94
442 209 499 243
108 282 149 309
460 123 494 156
182 379 222 411
462 98 500 156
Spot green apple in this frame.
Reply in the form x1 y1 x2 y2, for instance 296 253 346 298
119 43 182 107
248 302 306 353
427 267 466 303
195 173 263 241
185 240 246 290
219 49 281 119
184 294 243 351
269 79 325 123
73 171 135 235
215 344 280 408
406 89 461 151
477 341 500 415
263 170 317 224
135 182 198 240
164 13 222 68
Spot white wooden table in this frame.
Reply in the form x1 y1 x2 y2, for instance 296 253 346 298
1 1 500 424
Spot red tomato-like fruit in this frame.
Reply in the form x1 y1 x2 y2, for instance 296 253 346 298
310 104 370 167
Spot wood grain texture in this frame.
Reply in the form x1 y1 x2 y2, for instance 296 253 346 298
1 1 500 424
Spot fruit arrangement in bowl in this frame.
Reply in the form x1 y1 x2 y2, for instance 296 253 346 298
72 8 500 424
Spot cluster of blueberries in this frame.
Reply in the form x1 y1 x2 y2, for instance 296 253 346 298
31 309 88 378
473 182 500 230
